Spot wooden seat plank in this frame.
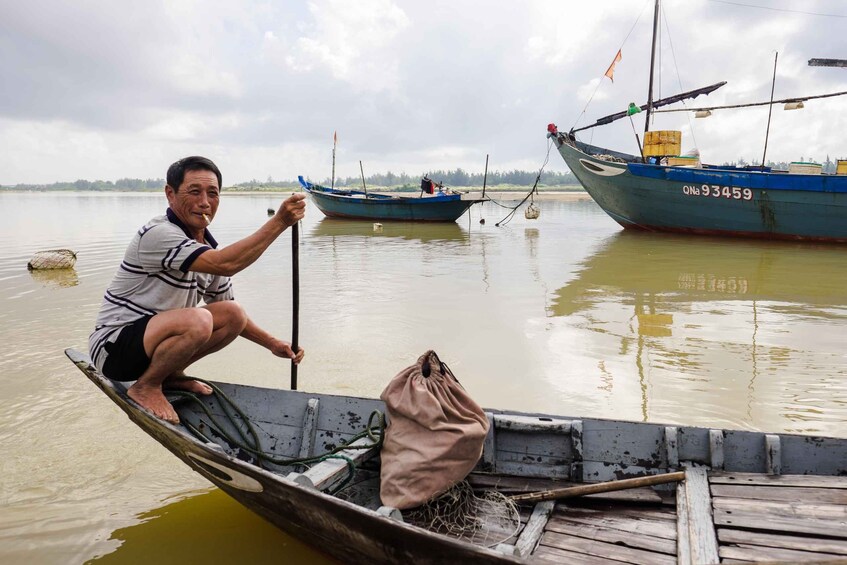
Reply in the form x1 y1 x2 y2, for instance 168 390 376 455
513 500 554 557
676 466 719 565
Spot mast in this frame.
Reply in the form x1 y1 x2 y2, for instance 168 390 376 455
643 0 660 135
761 52 778 170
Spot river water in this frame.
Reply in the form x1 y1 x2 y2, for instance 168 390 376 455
1 191 845 563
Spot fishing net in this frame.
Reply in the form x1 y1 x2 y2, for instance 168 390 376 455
403 481 521 548
27 249 77 270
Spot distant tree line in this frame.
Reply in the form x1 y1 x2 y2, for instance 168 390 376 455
1 178 166 191
5 156 843 191
2 169 579 192
326 168 578 190
723 155 842 174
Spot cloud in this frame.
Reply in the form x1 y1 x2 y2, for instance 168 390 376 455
1 0 845 184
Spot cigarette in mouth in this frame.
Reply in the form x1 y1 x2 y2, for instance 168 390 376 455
202 214 211 225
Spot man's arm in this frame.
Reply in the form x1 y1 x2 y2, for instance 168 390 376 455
241 316 305 363
191 193 306 276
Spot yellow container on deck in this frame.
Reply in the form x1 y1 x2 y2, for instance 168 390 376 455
644 130 681 145
643 130 681 157
837 160 847 175
667 156 701 168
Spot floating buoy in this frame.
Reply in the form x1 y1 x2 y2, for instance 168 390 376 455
27 249 77 270
524 203 540 220
479 218 486 225
373 223 383 232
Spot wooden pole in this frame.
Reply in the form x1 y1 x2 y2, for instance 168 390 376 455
360 160 367 196
509 471 686 503
331 132 337 190
290 222 299 390
482 154 489 199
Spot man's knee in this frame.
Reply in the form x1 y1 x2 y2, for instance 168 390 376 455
211 300 247 333
185 308 215 340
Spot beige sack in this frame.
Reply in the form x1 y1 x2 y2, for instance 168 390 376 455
379 351 489 509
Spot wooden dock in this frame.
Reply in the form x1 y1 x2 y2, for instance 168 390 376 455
495 469 847 564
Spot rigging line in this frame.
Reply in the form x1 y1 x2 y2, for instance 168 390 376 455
661 3 699 150
707 0 847 18
495 139 553 227
570 0 654 132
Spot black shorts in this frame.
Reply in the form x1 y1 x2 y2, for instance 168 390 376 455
102 316 152 382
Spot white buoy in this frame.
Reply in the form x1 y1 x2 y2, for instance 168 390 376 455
373 223 383 232
27 249 77 270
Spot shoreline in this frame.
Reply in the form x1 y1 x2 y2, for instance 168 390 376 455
0 188 592 201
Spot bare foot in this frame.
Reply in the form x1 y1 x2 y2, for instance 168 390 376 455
128 383 180 423
163 375 213 396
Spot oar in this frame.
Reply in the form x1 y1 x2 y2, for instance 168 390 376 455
290 221 300 390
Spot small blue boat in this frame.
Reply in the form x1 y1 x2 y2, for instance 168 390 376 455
298 176 485 222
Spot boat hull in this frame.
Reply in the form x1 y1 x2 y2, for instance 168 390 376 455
554 136 847 242
299 177 481 222
65 348 847 563
65 349 516 564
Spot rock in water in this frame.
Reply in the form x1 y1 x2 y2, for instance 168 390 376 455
27 249 77 270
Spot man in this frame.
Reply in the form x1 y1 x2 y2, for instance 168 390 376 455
89 156 306 424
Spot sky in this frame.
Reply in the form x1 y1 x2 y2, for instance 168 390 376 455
1 0 845 185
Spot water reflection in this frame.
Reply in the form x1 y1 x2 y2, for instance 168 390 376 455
91 489 336 564
552 231 847 314
548 232 847 431
28 268 80 288
310 218 469 243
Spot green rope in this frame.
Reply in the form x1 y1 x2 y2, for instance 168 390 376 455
167 377 384 493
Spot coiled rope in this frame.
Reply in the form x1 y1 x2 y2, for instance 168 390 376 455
168 377 385 495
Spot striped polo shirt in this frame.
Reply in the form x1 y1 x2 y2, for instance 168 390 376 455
88 208 234 373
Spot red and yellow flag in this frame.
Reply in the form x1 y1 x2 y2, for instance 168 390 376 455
605 49 622 82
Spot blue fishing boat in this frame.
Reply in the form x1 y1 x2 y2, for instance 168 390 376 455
549 135 847 242
298 176 485 222
550 0 847 243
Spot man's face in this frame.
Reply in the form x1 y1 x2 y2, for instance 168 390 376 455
166 169 220 235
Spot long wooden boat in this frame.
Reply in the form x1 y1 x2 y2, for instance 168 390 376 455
65 348 847 563
550 0 847 243
299 176 485 222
